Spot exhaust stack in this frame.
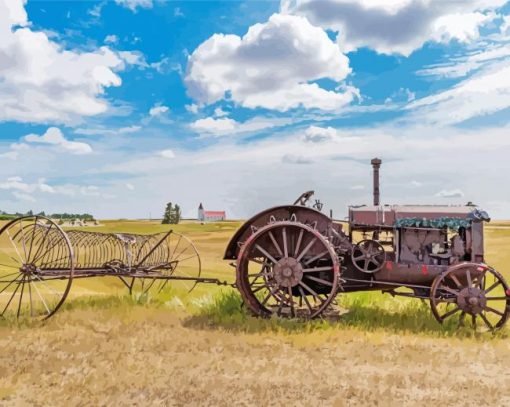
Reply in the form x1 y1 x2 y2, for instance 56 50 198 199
371 158 382 206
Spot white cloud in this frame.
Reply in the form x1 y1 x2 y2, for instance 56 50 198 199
410 180 423 187
159 149 175 159
105 34 119 44
436 189 465 198
24 128 93 155
408 59 510 125
185 104 199 114
0 0 130 124
502 15 510 34
282 154 313 164
115 0 153 12
190 117 238 136
0 176 104 201
149 105 170 117
214 107 229 117
282 0 505 56
417 43 510 79
0 151 19 160
74 126 141 136
185 13 356 112
12 191 36 202
126 183 135 191
190 116 293 137
174 7 184 17
349 185 365 190
303 126 337 143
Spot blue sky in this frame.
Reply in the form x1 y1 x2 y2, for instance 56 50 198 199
1 0 510 219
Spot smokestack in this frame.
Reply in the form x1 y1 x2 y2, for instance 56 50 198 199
371 158 382 206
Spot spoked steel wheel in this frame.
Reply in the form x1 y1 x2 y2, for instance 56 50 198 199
351 239 385 273
0 216 74 320
236 221 340 319
129 232 201 297
430 263 510 331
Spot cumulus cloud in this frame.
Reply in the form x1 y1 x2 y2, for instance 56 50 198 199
149 105 170 117
282 0 505 56
190 117 238 136
24 128 93 155
436 189 465 198
185 13 356 112
303 126 337 143
115 0 153 12
0 0 129 124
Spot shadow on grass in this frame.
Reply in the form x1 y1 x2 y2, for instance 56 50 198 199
183 290 508 339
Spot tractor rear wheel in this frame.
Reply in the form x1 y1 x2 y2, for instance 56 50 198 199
236 221 340 319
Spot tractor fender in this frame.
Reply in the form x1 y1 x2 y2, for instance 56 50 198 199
223 205 343 260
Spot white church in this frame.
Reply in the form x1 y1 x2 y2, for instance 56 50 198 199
198 203 226 222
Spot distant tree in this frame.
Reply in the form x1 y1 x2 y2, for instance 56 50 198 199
162 202 173 224
173 204 181 224
27 210 33 216
162 202 181 224
37 211 45 216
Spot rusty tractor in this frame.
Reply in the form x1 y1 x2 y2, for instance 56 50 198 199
225 159 510 330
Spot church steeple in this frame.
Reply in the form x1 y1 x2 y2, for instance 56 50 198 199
198 203 204 221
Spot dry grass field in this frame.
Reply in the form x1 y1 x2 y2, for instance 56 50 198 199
0 219 510 405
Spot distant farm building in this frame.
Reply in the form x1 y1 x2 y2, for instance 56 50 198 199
198 203 226 222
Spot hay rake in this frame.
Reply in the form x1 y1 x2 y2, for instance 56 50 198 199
0 216 222 320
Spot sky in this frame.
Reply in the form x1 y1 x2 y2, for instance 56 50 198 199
0 0 510 220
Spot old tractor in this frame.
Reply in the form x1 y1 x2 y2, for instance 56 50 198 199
225 158 510 330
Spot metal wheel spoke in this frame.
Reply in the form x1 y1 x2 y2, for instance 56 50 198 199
296 238 317 262
1 277 22 316
302 266 333 273
268 231 283 257
303 250 329 266
458 311 466 327
484 281 501 295
31 280 51 315
439 285 460 296
298 286 313 314
298 280 322 301
293 229 304 257
485 306 504 317
287 287 295 317
29 223 53 263
6 230 24 264
479 313 494 330
17 275 26 318
440 306 460 321
485 296 508 301
254 244 277 265
18 220 29 263
465 269 472 287
282 228 288 258
304 275 333 287
0 263 21 270
449 274 462 288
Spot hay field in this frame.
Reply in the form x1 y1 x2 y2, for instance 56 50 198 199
0 219 509 405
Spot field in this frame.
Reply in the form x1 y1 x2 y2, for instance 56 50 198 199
1 219 510 405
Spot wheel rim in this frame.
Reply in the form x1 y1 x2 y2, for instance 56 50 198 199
430 264 510 331
237 221 339 319
0 216 74 320
129 232 201 297
351 239 385 273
